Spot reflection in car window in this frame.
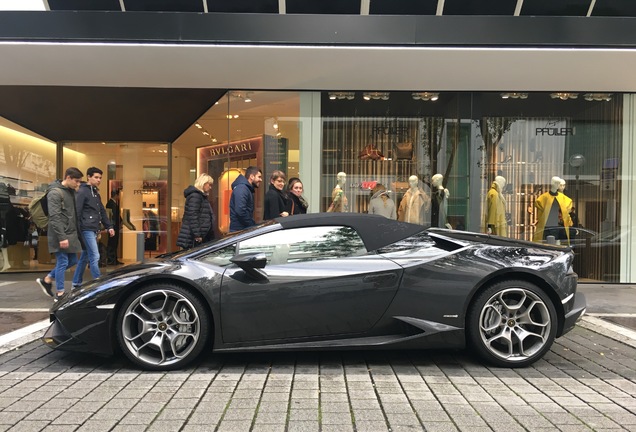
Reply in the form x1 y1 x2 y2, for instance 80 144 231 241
376 231 446 259
237 226 367 265
199 244 237 267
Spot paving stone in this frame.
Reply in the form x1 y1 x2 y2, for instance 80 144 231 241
354 420 390 432
320 411 352 424
6 420 50 431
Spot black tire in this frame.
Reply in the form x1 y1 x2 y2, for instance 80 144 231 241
467 279 557 368
116 283 210 370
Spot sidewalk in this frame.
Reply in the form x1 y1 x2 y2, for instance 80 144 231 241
1 276 636 431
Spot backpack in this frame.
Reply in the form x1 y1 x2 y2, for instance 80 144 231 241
28 191 51 229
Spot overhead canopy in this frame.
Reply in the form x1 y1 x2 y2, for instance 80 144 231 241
0 86 225 142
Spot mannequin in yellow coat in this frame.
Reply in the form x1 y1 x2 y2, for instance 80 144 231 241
533 176 573 244
485 176 507 236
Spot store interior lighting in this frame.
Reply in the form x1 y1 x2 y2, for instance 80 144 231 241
328 91 355 100
583 93 612 101
229 91 253 102
500 92 528 99
363 92 390 101
412 92 439 101
550 92 578 100
193 122 217 143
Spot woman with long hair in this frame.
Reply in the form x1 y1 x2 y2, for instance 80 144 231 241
287 177 308 215
176 173 215 249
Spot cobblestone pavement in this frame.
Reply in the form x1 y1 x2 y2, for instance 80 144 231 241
1 325 635 432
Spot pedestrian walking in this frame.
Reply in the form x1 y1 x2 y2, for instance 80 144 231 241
72 167 114 288
36 167 84 301
177 173 216 249
287 177 308 215
263 170 290 220
229 166 263 232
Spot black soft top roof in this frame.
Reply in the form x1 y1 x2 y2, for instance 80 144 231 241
275 213 425 252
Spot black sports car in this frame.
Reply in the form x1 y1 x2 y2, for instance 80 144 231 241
43 213 586 370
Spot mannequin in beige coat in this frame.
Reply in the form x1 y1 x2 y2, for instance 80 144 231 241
397 175 430 225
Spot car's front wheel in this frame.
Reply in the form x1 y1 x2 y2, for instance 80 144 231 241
467 280 557 368
116 284 210 370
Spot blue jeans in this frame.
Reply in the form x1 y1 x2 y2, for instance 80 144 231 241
49 252 79 294
72 231 101 286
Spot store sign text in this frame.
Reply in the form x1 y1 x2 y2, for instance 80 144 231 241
207 142 253 157
535 127 574 136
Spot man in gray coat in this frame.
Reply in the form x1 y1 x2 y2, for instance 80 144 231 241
36 167 84 301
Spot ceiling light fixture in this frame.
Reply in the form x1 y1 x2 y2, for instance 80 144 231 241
328 91 355 100
500 92 528 99
412 92 439 101
195 123 202 129
583 93 612 102
362 92 390 101
550 92 578 100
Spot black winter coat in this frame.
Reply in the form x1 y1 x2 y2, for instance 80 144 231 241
263 184 290 220
289 193 308 215
176 186 215 249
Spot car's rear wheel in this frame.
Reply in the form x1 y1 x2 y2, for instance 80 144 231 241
116 284 210 370
467 280 557 368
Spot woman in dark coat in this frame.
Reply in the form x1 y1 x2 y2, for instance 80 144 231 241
263 170 290 220
287 177 308 215
176 174 215 249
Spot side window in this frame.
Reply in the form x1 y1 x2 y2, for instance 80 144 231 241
237 226 367 265
199 244 237 267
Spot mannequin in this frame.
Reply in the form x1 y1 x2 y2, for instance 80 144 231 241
397 175 430 225
369 184 396 219
485 175 507 236
533 176 573 244
431 174 451 229
327 171 348 212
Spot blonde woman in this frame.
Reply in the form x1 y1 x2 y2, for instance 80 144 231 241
177 173 215 249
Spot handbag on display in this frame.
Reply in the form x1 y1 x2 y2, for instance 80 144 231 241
360 181 378 190
359 144 385 161
394 142 413 160
391 181 410 192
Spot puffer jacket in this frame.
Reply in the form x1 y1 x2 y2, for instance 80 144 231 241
76 182 112 232
176 186 215 249
46 180 83 253
229 175 256 232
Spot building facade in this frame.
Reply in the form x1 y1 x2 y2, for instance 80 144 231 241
1 3 636 282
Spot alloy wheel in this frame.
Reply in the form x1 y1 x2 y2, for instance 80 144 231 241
120 288 202 368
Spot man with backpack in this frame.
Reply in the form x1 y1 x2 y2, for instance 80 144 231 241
71 167 115 288
36 167 84 301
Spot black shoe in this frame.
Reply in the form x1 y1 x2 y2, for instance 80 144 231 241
37 278 54 298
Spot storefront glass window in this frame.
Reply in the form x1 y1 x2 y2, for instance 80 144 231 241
321 91 624 282
63 142 169 264
172 91 301 239
0 117 57 273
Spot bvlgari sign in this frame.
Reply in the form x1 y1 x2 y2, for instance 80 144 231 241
199 137 260 160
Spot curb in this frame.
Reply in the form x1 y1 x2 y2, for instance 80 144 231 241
579 315 636 349
0 319 49 356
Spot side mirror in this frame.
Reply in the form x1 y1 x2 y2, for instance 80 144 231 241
230 252 268 281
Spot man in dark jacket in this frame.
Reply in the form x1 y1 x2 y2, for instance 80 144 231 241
36 167 84 301
229 166 263 232
72 167 114 288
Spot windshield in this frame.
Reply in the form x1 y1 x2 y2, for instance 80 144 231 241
158 220 279 259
